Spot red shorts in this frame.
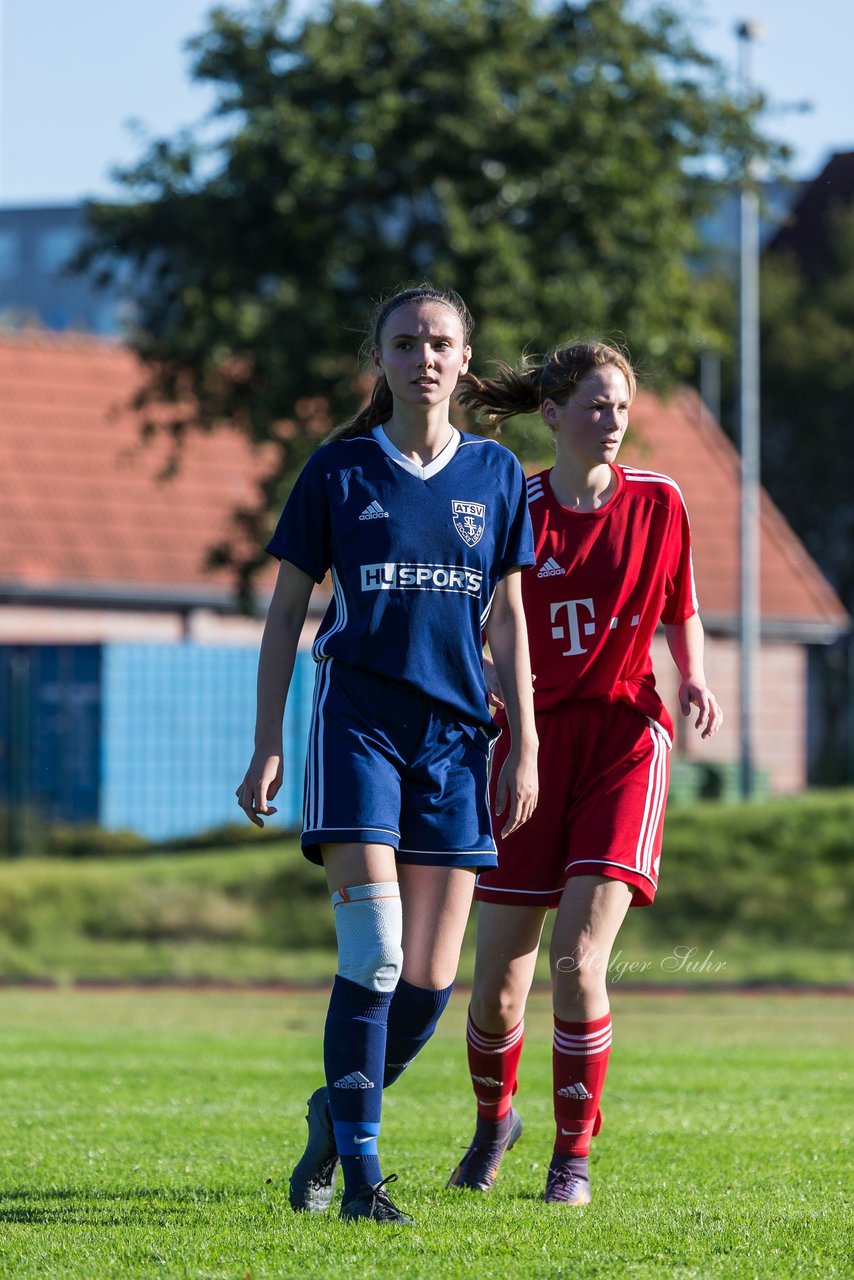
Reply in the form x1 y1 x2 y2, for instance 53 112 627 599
477 700 670 909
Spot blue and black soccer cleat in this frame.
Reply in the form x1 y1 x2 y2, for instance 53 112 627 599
288 1086 340 1212
339 1173 413 1225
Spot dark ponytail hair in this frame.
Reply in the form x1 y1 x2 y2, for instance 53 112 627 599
326 284 474 443
457 340 636 431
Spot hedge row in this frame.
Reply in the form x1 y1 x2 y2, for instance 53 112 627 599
0 791 851 980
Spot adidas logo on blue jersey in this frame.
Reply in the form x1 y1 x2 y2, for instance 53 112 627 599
537 557 564 578
359 500 389 520
333 1071 375 1089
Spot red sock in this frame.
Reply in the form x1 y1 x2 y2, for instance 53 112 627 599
552 1012 612 1156
466 1011 525 1119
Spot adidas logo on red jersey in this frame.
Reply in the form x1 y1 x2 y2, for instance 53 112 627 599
537 557 563 578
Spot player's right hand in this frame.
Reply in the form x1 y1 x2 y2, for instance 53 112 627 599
236 751 283 827
484 657 504 708
484 656 535 709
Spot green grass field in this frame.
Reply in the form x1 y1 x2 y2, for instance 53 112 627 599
1 989 850 1279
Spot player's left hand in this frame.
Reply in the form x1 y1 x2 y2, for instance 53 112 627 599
494 745 539 837
679 681 723 739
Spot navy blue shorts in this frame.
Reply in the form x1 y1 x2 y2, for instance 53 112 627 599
301 660 497 869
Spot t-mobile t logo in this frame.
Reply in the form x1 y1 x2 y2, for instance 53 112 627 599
550 598 596 656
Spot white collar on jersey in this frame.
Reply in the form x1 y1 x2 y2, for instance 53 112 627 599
373 424 461 479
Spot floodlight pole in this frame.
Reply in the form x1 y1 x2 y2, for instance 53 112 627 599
0 0 4 196
736 20 763 800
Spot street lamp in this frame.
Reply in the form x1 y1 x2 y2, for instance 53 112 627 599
736 20 764 800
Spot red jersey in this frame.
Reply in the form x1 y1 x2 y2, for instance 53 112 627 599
498 464 697 742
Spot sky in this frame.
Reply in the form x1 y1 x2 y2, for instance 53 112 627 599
0 0 850 206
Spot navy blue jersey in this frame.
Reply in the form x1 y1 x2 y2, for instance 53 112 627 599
267 426 534 731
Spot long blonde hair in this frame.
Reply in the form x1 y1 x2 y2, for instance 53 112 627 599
457 341 636 431
326 284 474 443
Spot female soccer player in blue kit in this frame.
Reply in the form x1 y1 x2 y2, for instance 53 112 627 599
236 285 538 1225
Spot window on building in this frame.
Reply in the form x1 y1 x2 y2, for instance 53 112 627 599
35 227 80 275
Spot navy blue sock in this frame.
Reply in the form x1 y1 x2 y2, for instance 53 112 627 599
383 979 454 1088
324 974 393 1201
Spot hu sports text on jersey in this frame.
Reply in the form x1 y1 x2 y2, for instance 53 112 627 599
361 563 483 595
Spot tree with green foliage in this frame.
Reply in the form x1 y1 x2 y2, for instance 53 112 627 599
760 204 854 612
758 203 854 786
82 0 781 596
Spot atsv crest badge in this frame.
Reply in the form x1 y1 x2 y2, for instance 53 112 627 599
452 500 486 548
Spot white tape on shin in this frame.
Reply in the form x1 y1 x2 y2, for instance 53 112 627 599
331 881 403 992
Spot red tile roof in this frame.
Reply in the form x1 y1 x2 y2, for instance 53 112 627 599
0 333 847 636
0 331 277 604
623 387 848 635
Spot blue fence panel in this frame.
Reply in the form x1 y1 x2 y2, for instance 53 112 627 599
279 650 316 828
0 644 101 825
100 644 315 842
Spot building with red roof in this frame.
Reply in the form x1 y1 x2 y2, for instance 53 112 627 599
0 330 284 646
0 332 848 805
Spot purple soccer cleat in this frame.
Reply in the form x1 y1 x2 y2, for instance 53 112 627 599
544 1156 592 1205
446 1108 523 1191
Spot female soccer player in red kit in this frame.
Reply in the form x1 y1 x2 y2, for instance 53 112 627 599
446 341 723 1205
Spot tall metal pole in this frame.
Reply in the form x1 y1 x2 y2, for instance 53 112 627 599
736 21 763 800
0 0 5 197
